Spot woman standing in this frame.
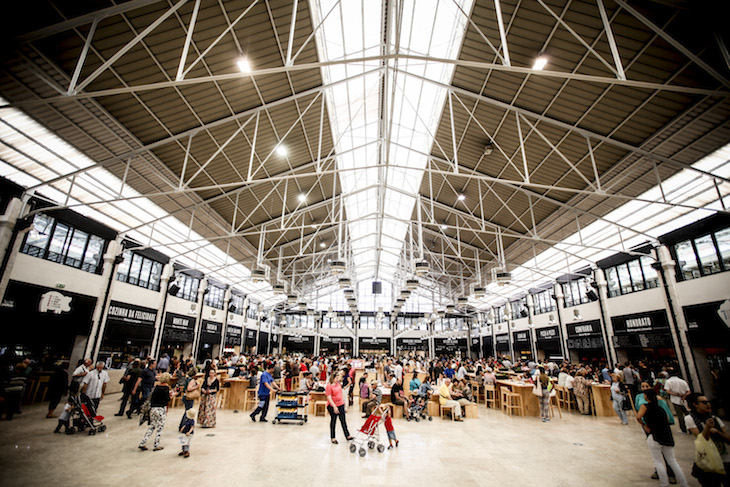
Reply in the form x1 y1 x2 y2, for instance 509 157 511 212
138 372 175 451
197 368 219 428
610 374 629 425
686 393 730 486
572 370 591 415
284 361 293 392
636 390 689 487
536 367 552 423
179 368 199 428
326 370 352 444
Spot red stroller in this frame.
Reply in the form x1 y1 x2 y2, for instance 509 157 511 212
349 406 386 456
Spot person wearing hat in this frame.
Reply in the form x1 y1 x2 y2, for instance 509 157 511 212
179 408 196 458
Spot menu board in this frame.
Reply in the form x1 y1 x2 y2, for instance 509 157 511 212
512 331 530 344
433 338 467 354
396 337 426 350
358 337 391 351
536 326 560 345
567 337 604 350
225 325 242 346
162 312 195 342
567 320 602 338
612 332 673 349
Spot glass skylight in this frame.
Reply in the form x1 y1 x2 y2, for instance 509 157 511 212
312 0 474 310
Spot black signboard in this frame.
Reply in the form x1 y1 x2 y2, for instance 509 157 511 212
495 333 510 351
162 312 195 342
612 332 673 349
512 331 530 343
684 301 730 347
567 336 604 350
244 329 257 348
433 338 467 354
470 337 481 356
107 301 157 327
200 320 222 339
612 310 669 334
396 337 426 351
225 325 242 347
567 320 602 338
283 334 314 352
257 331 269 351
536 326 560 345
0 281 97 358
321 336 353 352
482 335 494 357
359 337 391 351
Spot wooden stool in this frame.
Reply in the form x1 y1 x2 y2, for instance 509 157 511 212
441 404 456 420
464 403 478 418
554 385 569 412
484 384 496 409
314 400 328 416
381 402 395 417
549 393 562 419
170 394 182 408
292 376 300 390
216 389 229 410
502 389 525 417
500 387 511 413
243 389 257 410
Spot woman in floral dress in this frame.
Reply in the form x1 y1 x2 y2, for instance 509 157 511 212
197 368 219 427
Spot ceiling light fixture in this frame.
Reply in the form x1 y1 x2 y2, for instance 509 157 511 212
298 193 306 202
532 54 548 71
276 145 288 157
320 242 326 248
440 224 447 230
236 57 251 73
457 194 465 201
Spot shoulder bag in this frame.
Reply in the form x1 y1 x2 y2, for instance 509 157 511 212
186 379 201 400
531 379 543 397
694 434 726 476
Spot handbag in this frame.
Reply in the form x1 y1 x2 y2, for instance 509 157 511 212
186 380 200 400
531 379 543 397
694 434 726 476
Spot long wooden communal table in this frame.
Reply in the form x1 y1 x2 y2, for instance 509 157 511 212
590 383 616 417
223 378 250 410
495 379 539 416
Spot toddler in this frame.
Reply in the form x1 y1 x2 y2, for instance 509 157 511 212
179 408 196 458
54 382 79 434
383 408 398 449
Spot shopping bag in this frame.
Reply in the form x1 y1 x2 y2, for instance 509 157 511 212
695 434 726 475
531 380 542 397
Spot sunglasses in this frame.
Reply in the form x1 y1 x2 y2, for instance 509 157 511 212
698 400 711 405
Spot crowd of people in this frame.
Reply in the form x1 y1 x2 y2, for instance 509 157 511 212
2 349 729 485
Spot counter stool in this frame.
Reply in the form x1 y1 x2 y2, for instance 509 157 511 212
484 384 496 409
499 387 511 413
441 404 456 421
314 401 328 416
170 394 182 408
243 389 257 410
216 388 229 410
292 376 300 390
501 387 525 416
549 393 562 419
555 385 570 412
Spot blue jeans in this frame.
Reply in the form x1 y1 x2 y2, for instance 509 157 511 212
251 394 270 420
613 399 628 424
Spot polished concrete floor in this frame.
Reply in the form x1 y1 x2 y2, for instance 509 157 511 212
0 393 701 487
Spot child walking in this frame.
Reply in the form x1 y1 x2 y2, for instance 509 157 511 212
383 408 398 449
179 408 196 458
54 382 79 434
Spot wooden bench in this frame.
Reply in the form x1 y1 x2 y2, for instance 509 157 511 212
314 400 328 416
441 404 456 420
464 403 478 418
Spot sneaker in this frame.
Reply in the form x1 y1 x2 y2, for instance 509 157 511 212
388 445 393 450
183 452 190 458
178 451 185 456
395 440 399 448
669 477 676 485
250 414 256 422
651 473 659 480
114 413 123 417
138 446 148 451
153 446 164 451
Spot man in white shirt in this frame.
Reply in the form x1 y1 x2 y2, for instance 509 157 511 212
394 362 403 381
72 358 92 383
457 364 467 380
664 374 691 433
564 373 575 390
82 362 110 410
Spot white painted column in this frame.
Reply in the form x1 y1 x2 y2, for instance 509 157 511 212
87 239 123 361
150 263 173 359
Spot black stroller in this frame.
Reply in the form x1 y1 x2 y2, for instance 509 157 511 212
409 393 432 421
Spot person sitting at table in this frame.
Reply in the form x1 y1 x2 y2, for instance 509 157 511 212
409 374 422 392
298 372 314 393
362 381 382 418
558 367 570 387
417 380 434 399
438 379 463 422
391 377 413 420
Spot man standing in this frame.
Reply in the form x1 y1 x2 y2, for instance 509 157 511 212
72 358 92 384
81 362 110 411
250 363 278 422
157 353 170 373
115 360 142 416
393 361 403 381
130 360 156 417
622 362 639 399
664 373 691 433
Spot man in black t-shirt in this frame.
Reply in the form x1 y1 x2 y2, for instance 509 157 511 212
390 377 412 420
117 360 142 416
129 360 156 417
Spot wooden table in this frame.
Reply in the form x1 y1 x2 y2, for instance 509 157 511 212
223 378 250 410
590 383 616 417
309 391 327 414
496 379 539 416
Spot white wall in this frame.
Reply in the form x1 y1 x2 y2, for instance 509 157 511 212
11 253 104 297
676 272 730 306
602 287 665 316
109 280 162 309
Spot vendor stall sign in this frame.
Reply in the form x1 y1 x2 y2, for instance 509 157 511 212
567 320 602 338
612 311 669 334
39 290 72 314
107 301 157 327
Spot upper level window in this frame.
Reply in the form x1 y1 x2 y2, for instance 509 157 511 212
246 305 258 320
174 274 200 302
562 279 590 308
204 285 225 310
494 304 507 323
532 289 555 315
116 251 163 291
605 255 659 297
675 227 730 281
21 213 106 274
229 294 244 315
510 297 527 319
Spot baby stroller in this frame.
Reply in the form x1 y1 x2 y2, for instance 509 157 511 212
350 409 386 457
409 394 432 421
69 394 107 436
